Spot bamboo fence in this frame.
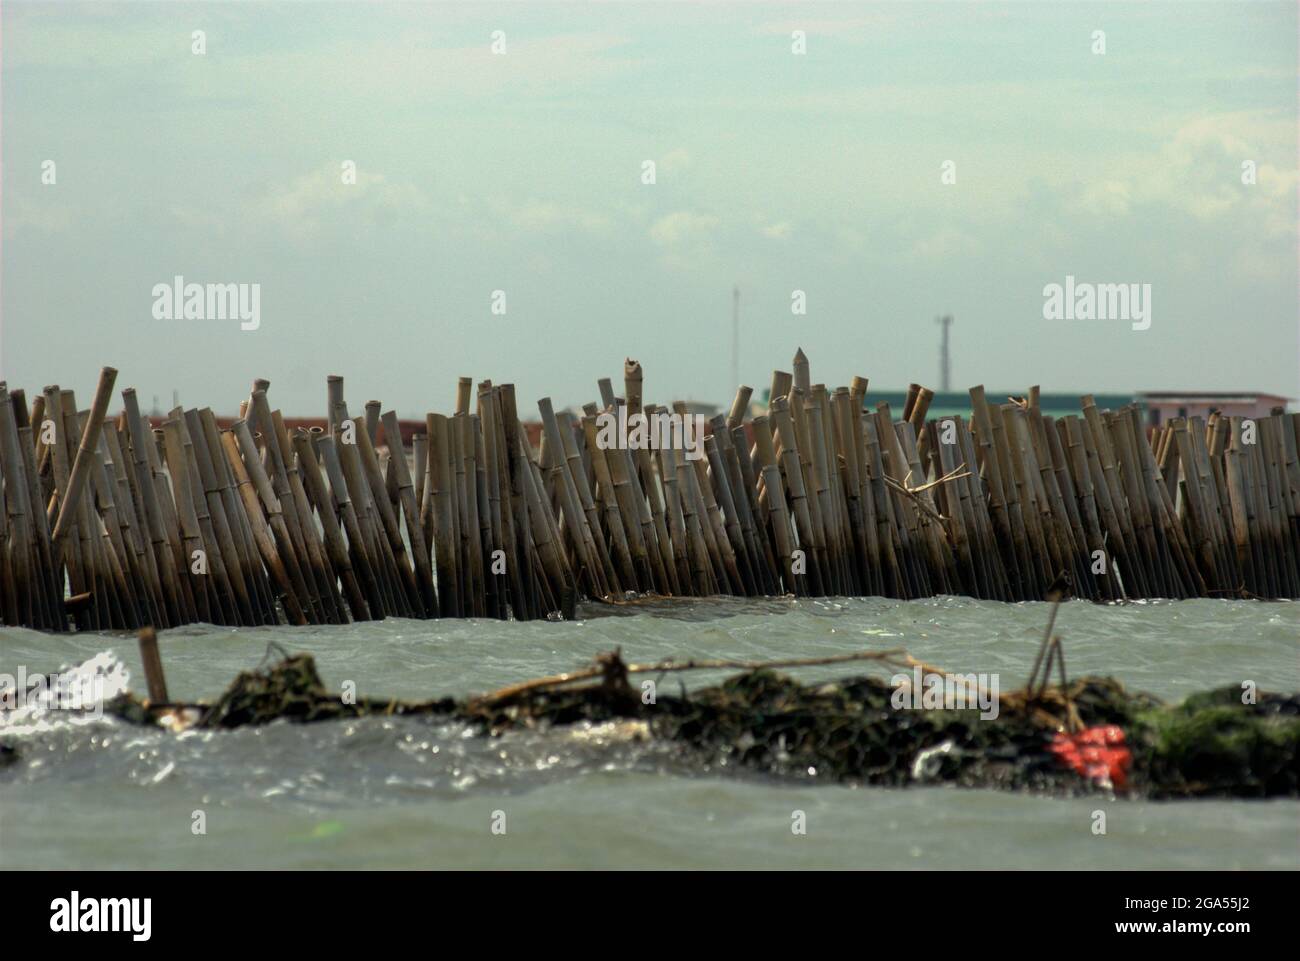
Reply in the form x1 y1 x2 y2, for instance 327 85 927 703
0 353 1296 631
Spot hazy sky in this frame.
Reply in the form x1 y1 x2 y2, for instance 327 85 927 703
3 1 1297 418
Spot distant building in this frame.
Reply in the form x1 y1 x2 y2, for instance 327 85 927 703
1138 391 1291 427
753 389 1133 421
867 390 1135 421
678 399 723 420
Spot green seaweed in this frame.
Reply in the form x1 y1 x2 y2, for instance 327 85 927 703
1131 691 1300 798
97 653 1300 800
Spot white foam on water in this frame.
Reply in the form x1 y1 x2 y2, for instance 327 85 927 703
0 649 130 736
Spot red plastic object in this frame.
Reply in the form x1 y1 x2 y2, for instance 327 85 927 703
1049 725 1131 790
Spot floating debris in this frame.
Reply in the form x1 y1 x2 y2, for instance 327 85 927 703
92 648 1298 800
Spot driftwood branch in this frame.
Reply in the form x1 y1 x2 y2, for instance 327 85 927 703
470 647 920 707
886 464 971 524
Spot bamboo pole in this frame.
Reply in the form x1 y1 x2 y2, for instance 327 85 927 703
788 389 832 590
184 409 254 624
294 430 370 621
351 413 423 615
475 386 506 618
427 414 461 618
483 389 530 618
705 429 757 595
206 409 279 623
601 418 657 591
146 423 198 624
730 420 778 594
672 444 716 595
43 389 88 620
769 398 822 594
123 389 187 625
677 405 740 593
499 385 540 619
471 412 498 617
381 409 438 616
0 383 38 626
50 367 117 547
630 408 679 595
727 385 752 431
161 417 218 622
448 414 468 612
538 398 608 600
229 420 314 623
275 410 345 623
459 413 488 616
862 416 904 597
715 416 772 595
558 409 622 595
518 421 572 611
97 424 153 624
792 348 810 395
412 433 428 514
21 421 66 627
317 432 386 618
624 360 643 419
137 626 170 704
655 427 694 594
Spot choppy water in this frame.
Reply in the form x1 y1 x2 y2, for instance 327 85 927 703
1 597 1297 869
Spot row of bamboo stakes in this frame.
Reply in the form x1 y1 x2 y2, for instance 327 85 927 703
0 351 1296 631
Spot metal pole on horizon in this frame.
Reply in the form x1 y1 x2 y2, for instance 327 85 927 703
937 314 953 392
731 285 740 397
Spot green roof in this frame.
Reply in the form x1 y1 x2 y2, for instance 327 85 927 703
757 388 1138 417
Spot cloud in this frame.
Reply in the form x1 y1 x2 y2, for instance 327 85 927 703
1080 181 1133 218
1059 112 1298 248
4 8 642 111
909 227 979 262
4 196 75 236
658 148 692 175
753 15 898 39
649 210 719 248
1154 115 1298 233
226 32 643 109
0 7 182 69
252 165 424 241
488 199 612 234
